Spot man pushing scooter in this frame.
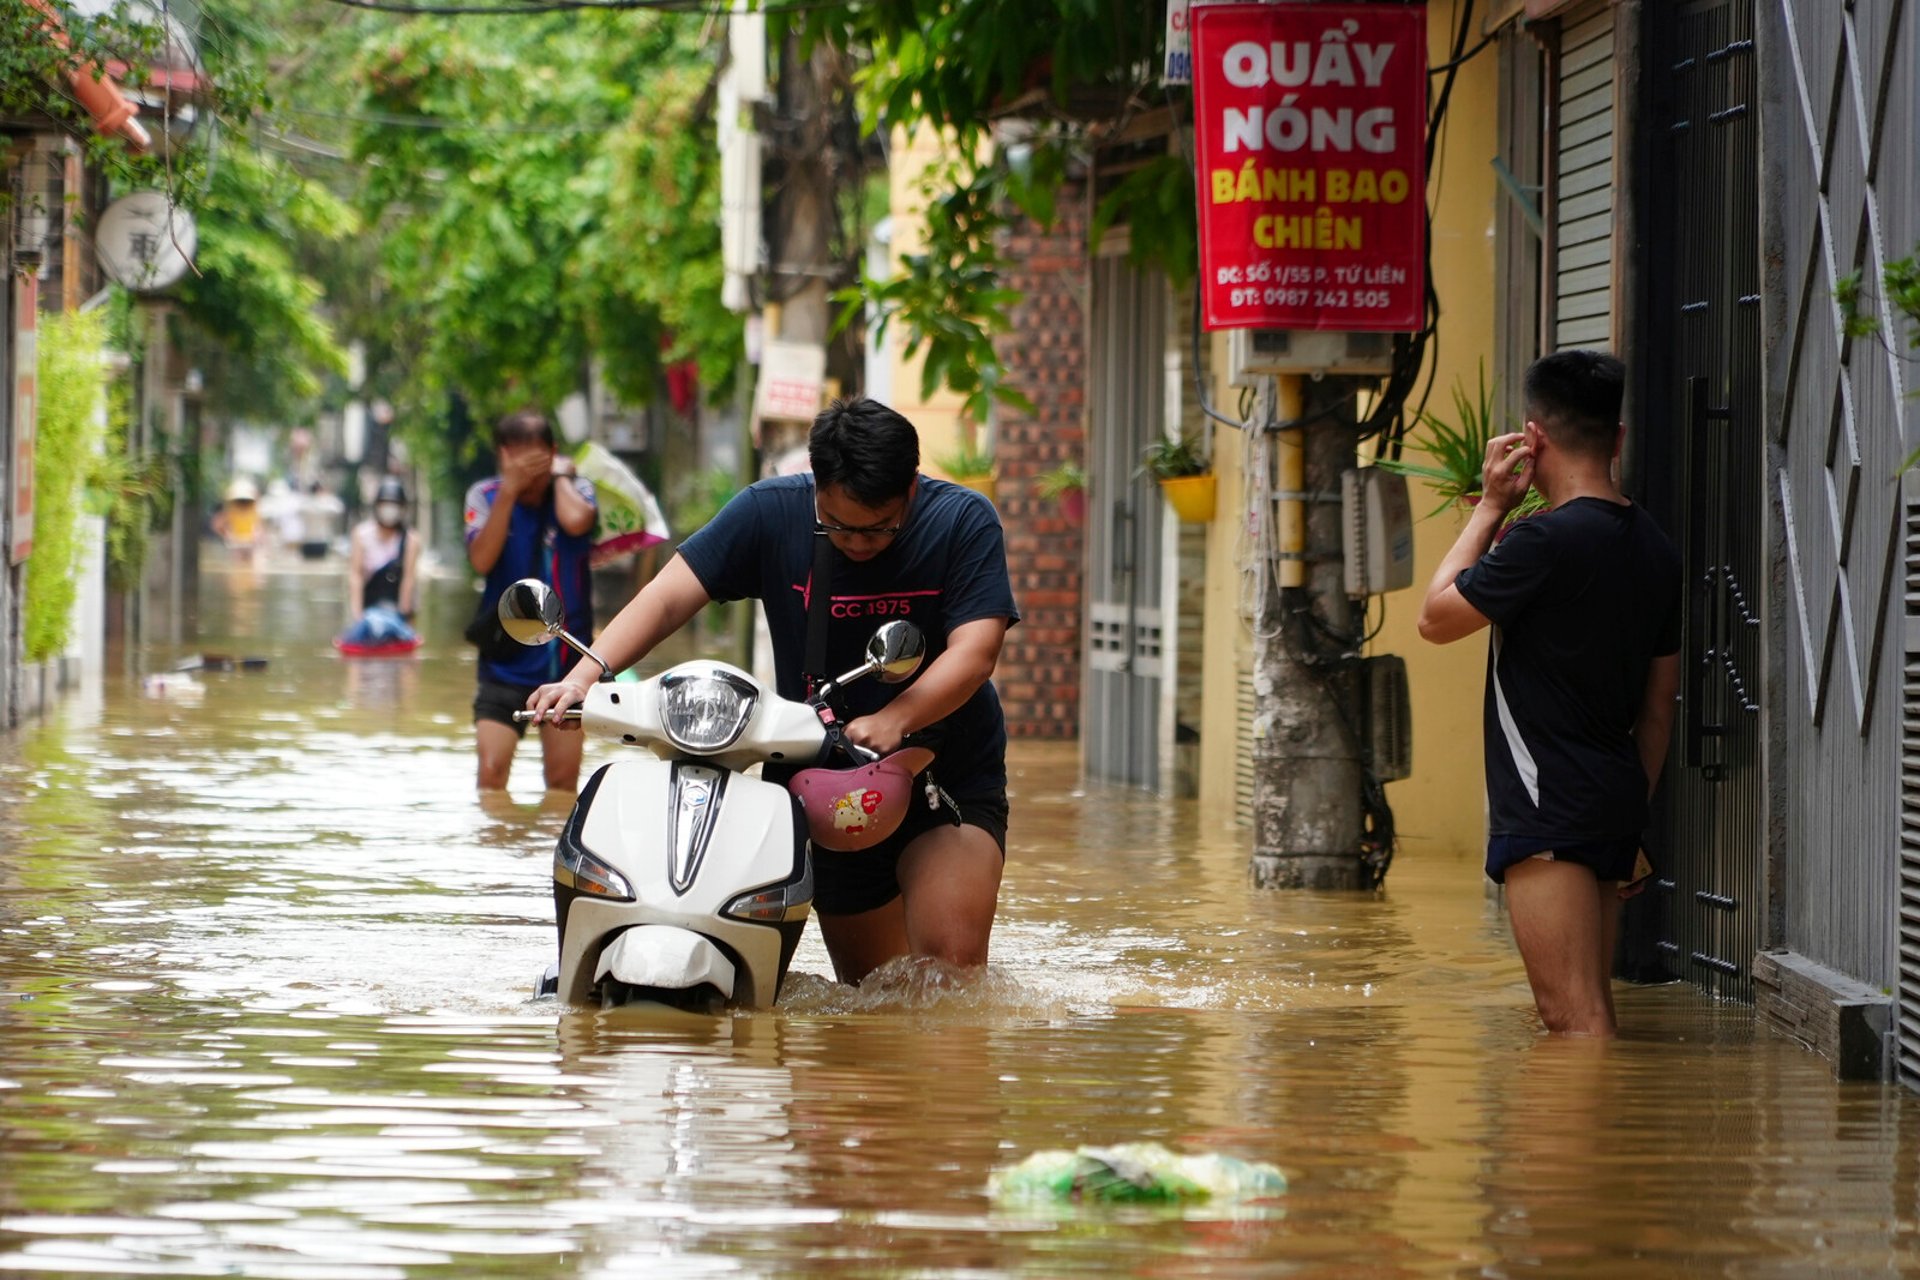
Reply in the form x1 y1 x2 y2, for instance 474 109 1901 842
526 398 1020 985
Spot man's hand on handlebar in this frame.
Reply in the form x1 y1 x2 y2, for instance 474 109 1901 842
524 673 595 728
844 707 911 756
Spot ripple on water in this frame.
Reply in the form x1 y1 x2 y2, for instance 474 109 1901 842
773 956 1075 1021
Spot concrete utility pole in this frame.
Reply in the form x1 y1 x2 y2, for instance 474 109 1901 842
1249 375 1369 890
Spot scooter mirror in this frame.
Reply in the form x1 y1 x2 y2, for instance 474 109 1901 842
868 620 925 683
499 578 562 645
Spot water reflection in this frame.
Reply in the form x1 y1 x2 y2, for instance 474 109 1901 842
0 557 1918 1275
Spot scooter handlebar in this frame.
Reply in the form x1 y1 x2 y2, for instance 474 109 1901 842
512 709 583 725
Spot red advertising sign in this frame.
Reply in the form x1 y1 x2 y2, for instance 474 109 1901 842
1192 3 1427 332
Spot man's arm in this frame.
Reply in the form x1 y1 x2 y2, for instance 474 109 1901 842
1416 431 1536 645
1634 652 1680 799
550 458 596 536
467 484 516 574
1416 502 1504 644
524 554 714 720
843 616 1010 755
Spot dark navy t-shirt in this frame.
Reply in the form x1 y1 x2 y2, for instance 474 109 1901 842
677 474 1021 784
1453 498 1681 845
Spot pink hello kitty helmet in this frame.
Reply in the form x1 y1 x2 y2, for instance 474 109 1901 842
787 747 936 852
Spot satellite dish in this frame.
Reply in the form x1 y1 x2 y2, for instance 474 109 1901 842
95 191 197 293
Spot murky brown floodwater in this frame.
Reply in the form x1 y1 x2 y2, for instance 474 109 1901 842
3 550 1919 1278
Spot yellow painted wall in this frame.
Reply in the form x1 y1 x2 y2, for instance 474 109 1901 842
884 125 976 477
1197 0 1499 858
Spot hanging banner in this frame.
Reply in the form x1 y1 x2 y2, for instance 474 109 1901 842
1192 3 1427 332
10 272 37 566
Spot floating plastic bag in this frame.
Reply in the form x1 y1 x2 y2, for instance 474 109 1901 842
575 442 670 568
987 1142 1286 1206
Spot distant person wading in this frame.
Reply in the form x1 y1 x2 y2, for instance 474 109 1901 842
465 410 598 793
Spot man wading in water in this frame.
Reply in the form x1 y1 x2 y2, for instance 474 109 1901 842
1417 351 1681 1036
524 398 1019 984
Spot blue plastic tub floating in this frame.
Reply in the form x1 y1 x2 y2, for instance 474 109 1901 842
988 1142 1286 1206
335 604 420 657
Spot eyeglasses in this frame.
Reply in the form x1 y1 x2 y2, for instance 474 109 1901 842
814 500 910 538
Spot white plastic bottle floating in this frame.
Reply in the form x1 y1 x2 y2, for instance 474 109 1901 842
140 673 205 699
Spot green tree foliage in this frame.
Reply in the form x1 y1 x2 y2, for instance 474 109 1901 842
0 1 171 193
171 143 355 424
23 310 106 662
799 2 1188 414
347 13 739 446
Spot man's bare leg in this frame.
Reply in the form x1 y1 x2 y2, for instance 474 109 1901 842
476 719 521 791
539 721 585 793
1597 879 1623 1027
1504 856 1618 1036
898 823 1002 966
817 900 909 986
814 824 1002 985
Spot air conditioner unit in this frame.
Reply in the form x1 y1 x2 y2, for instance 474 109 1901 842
1361 654 1412 782
1227 329 1395 386
1341 467 1414 597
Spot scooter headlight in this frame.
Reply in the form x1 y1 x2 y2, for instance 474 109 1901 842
556 842 634 901
659 668 757 753
722 859 814 924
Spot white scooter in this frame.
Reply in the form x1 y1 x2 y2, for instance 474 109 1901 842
496 578 928 1011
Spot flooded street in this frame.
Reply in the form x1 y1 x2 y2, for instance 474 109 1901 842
3 558 1919 1278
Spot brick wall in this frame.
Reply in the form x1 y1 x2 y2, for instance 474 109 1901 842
991 184 1088 740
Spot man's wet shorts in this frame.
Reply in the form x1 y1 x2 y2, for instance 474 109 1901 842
474 680 541 738
813 777 1009 917
1485 834 1642 885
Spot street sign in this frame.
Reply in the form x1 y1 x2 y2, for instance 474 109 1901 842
1192 3 1428 332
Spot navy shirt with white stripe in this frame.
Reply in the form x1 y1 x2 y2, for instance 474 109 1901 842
1453 498 1681 846
677 474 1020 785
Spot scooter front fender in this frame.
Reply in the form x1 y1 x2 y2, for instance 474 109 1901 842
595 926 738 1000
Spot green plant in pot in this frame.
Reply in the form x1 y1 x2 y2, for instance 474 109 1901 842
1375 360 1545 523
1140 435 1215 523
938 437 997 502
1035 461 1086 523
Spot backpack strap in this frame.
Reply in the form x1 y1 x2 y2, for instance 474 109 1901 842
803 529 834 698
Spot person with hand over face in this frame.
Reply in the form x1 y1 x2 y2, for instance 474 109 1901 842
465 410 598 794
523 397 1019 985
1416 350 1681 1037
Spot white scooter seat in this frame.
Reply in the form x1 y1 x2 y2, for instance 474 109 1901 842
594 926 738 1000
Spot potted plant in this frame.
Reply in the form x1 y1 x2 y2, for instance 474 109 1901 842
1034 461 1087 524
1141 435 1215 523
937 438 997 503
1374 360 1545 525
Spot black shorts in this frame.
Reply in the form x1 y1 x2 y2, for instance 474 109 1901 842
474 679 540 738
812 779 1009 917
1486 834 1643 886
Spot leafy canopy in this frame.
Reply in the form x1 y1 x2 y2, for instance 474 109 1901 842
796 1 1191 419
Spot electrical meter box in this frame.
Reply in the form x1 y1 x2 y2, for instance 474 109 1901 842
1342 467 1414 597
1227 329 1396 386
1361 654 1412 782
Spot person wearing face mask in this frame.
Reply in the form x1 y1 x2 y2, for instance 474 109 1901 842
337 476 422 655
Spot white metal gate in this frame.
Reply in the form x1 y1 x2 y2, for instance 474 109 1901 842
1083 253 1169 790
